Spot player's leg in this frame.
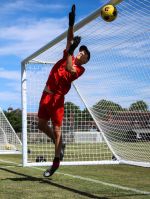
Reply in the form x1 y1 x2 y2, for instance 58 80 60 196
52 95 66 161
38 92 55 142
43 125 61 177
53 125 62 157
53 125 66 160
60 142 66 161
43 98 65 177
38 118 55 143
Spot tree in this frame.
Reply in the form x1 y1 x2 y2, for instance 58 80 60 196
4 109 22 132
129 100 148 112
82 108 93 121
82 108 98 131
64 102 81 116
64 102 98 131
64 102 82 128
92 99 123 120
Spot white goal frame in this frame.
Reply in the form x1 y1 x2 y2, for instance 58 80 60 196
0 107 22 154
22 0 123 167
21 0 150 167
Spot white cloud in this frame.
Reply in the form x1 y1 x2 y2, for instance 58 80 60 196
0 17 67 57
0 18 66 41
0 68 20 81
0 0 66 14
0 0 149 111
74 66 150 109
6 82 21 92
0 91 20 102
0 68 21 108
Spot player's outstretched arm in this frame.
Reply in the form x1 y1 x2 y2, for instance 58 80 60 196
66 4 75 51
66 36 81 74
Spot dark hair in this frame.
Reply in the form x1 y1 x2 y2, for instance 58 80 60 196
79 45 90 62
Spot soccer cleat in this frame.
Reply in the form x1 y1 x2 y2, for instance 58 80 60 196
60 143 66 161
43 161 60 177
43 166 58 177
43 169 51 177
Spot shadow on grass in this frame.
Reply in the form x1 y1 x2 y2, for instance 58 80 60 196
0 167 108 199
1 167 149 199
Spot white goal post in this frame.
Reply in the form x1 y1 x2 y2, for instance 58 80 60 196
21 0 150 167
0 107 22 154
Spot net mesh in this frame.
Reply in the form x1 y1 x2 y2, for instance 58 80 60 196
23 0 150 166
26 63 112 164
0 108 22 153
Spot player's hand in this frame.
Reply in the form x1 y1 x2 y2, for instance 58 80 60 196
72 36 81 47
68 36 81 55
69 4 75 26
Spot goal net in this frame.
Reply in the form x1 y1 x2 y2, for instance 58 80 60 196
22 0 150 167
0 107 22 154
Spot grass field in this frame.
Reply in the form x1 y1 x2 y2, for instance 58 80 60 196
0 154 150 199
27 143 112 162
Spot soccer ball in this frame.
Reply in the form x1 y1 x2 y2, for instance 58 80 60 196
101 4 117 22
5 144 11 150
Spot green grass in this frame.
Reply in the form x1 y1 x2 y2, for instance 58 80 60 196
0 155 150 199
28 143 112 162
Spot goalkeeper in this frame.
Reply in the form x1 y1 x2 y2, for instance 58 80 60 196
38 4 90 177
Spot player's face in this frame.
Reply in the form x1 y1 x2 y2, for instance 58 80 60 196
75 50 88 65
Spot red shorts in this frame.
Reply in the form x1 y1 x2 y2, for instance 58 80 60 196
38 92 64 126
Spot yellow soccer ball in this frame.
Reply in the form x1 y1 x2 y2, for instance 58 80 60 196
5 144 11 150
101 4 118 22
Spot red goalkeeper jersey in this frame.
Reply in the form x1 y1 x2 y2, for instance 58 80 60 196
46 50 85 95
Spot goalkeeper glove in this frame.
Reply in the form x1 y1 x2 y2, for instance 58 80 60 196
68 36 81 55
69 4 75 27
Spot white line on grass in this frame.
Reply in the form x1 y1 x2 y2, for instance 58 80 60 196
33 167 150 196
58 171 150 196
0 159 21 166
0 165 18 169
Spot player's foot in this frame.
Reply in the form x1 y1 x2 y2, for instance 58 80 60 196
43 158 60 177
60 143 66 161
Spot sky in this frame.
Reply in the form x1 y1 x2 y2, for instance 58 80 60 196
0 0 103 111
0 0 150 112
